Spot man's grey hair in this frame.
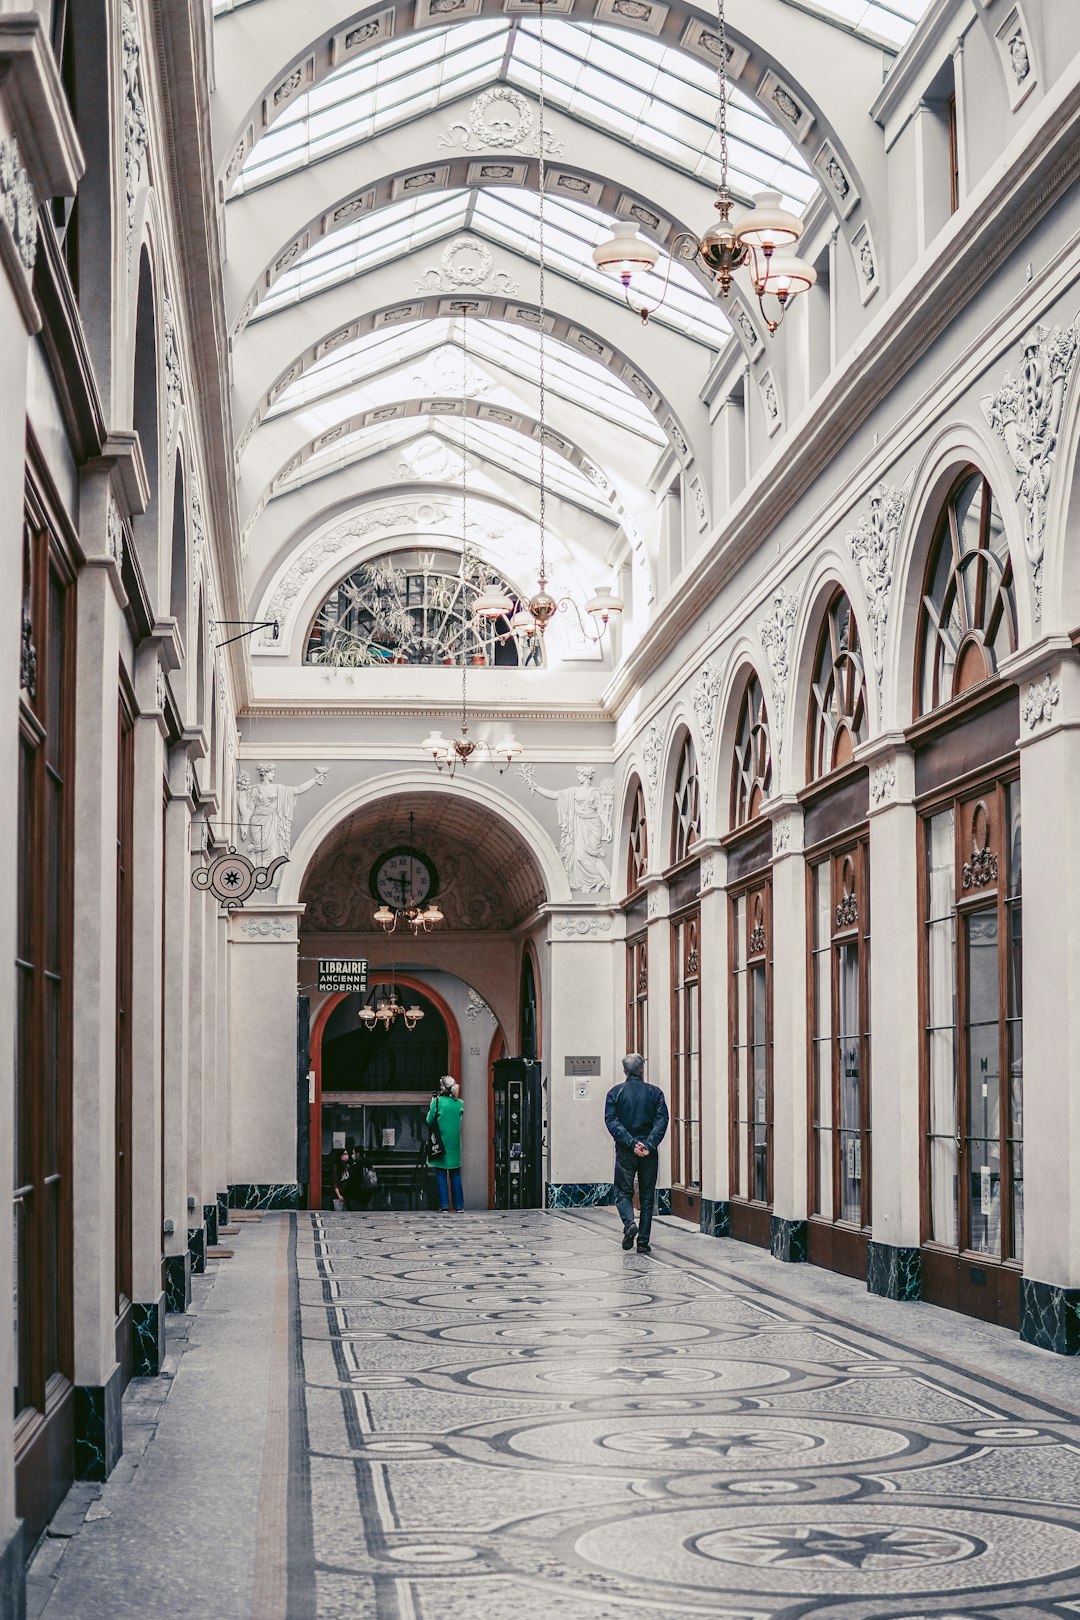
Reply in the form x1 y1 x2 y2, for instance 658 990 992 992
622 1053 645 1079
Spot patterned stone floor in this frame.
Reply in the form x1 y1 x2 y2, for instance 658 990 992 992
31 1209 1080 1618
301 1211 1080 1619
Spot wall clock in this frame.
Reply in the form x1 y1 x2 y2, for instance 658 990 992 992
369 845 439 910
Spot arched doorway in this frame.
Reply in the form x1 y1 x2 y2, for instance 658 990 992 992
310 974 462 1209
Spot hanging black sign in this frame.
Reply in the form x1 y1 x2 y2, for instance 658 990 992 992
318 958 368 994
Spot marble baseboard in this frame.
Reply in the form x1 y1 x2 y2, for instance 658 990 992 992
131 1296 166 1377
74 1363 123 1482
770 1215 808 1264
188 1224 206 1276
164 1251 191 1314
657 1188 672 1216
217 1191 229 1230
545 1182 616 1209
699 1198 731 1239
203 1204 219 1248
867 1241 922 1302
1020 1278 1080 1355
227 1183 299 1212
0 1520 24 1620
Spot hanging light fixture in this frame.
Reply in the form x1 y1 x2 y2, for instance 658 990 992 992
372 812 446 934
505 6 626 645
591 0 815 334
358 982 426 1031
420 302 524 777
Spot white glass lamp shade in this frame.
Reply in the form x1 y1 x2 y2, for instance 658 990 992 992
736 189 803 253
473 586 513 620
592 227 660 284
420 729 449 759
510 608 538 636
405 1003 424 1022
756 252 817 298
423 903 444 924
495 732 523 760
358 1004 377 1026
373 903 396 927
585 587 624 620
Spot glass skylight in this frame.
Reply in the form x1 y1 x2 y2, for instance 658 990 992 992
777 0 936 52
255 182 730 347
266 316 666 445
230 18 813 213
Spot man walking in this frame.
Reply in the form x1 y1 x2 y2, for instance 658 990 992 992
604 1053 669 1254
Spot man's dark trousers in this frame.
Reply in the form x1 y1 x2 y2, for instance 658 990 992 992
614 1143 659 1245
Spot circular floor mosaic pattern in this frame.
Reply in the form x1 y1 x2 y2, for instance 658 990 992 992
574 1503 1080 1596
456 1355 793 1399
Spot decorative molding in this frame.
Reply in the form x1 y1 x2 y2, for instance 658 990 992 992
690 662 722 798
106 496 125 569
466 987 494 1021
835 892 859 928
760 370 782 436
440 86 565 156
772 818 791 857
852 223 879 304
1021 674 1059 730
995 5 1037 112
647 889 661 919
758 587 800 767
0 132 37 273
961 802 998 890
846 476 910 705
239 917 296 939
982 314 1080 619
698 854 715 890
869 761 897 804
757 69 814 143
641 722 663 813
813 139 859 220
163 293 183 429
121 0 148 262
416 236 519 296
551 914 612 937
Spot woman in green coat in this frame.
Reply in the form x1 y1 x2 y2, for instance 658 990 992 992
427 1075 464 1211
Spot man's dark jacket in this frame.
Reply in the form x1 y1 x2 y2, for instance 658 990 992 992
604 1077 669 1153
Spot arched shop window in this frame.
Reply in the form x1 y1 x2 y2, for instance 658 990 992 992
626 781 648 896
805 592 872 1277
809 591 869 779
731 673 772 828
520 950 538 1062
671 734 701 864
918 472 1015 714
726 686 775 1249
305 547 538 667
915 470 1023 1327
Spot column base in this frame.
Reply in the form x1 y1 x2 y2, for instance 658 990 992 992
131 1295 166 1376
545 1182 615 1209
699 1198 730 1238
188 1224 206 1276
203 1204 219 1247
867 1241 922 1301
1020 1278 1080 1355
770 1216 808 1264
74 1363 123 1481
164 1251 191 1313
227 1183 298 1212
217 1191 228 1229
0 1521 24 1620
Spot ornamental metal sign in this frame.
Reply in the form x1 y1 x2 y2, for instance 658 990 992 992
191 848 288 909
318 958 369 995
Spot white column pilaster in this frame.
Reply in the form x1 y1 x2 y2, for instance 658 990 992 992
767 802 808 1233
227 906 304 1203
697 846 730 1206
544 909 622 1193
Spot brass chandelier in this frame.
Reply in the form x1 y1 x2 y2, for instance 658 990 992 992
591 0 816 334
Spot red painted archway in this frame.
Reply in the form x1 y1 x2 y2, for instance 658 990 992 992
308 974 463 1208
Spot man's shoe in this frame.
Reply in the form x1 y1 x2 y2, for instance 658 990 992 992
621 1223 638 1251
636 1242 652 1254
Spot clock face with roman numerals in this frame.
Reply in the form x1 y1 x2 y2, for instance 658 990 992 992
369 846 439 909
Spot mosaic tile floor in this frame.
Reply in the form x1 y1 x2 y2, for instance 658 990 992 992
299 1211 1080 1618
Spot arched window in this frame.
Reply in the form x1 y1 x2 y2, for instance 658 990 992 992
809 592 868 779
731 673 772 827
670 735 700 865
305 548 538 668
626 782 648 896
918 472 1015 714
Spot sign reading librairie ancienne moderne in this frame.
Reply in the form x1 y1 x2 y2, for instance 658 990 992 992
317 958 368 995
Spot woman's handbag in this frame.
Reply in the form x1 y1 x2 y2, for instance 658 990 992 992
427 1098 445 1161
362 1165 378 1190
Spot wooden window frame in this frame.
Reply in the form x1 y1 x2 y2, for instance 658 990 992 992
671 735 701 865
947 93 960 215
728 874 773 1214
731 673 773 830
917 769 1022 1268
806 835 872 1241
669 907 701 1209
808 591 869 782
626 932 648 1060
626 782 648 897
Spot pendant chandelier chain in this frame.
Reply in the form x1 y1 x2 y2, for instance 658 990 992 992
536 3 548 586
460 299 470 732
717 0 729 194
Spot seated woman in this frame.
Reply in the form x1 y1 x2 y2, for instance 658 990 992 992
426 1076 464 1212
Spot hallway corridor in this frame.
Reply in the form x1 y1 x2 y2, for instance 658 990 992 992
33 1212 1080 1619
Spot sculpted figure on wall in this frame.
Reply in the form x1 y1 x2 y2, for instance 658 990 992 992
238 762 328 875
521 764 615 892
